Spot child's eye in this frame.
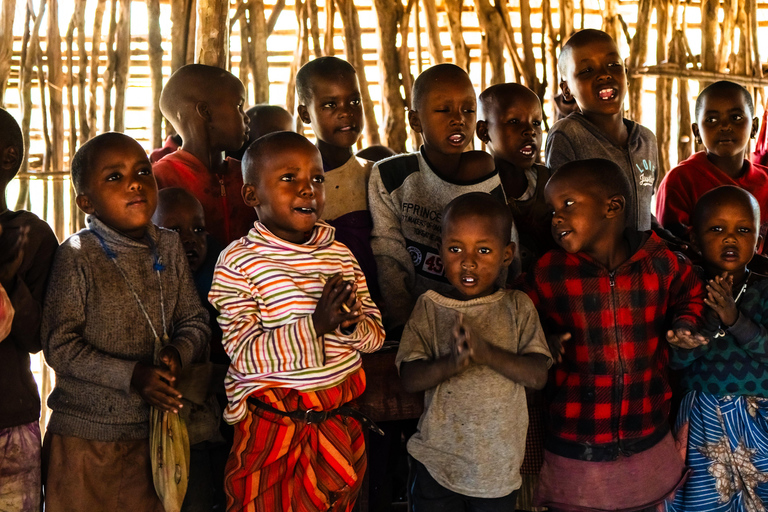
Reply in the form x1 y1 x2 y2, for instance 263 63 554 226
313 175 325 183
577 67 592 75
739 227 752 233
448 246 461 253
478 247 492 254
733 114 744 121
193 227 206 234
106 173 121 181
533 120 542 127
322 102 335 109
507 119 519 124
138 167 153 176
351 99 361 106
463 108 475 114
564 199 574 207
705 116 718 123
709 226 723 232
280 174 295 182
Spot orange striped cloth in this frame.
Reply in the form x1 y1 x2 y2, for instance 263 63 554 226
225 368 368 512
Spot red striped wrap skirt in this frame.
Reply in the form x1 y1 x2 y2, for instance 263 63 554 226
225 368 367 512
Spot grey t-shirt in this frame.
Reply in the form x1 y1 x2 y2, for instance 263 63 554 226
396 289 551 498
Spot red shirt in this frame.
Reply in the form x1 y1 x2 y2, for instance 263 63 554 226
656 151 768 251
153 149 257 246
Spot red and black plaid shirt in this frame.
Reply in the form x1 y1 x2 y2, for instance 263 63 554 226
521 232 704 455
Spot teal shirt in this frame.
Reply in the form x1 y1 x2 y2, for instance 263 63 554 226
670 277 768 396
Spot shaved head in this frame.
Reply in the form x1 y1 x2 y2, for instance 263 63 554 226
692 185 760 231
0 108 23 180
242 131 319 185
548 158 632 215
478 83 541 120
412 63 473 111
695 80 754 120
558 29 617 79
154 187 204 220
443 192 512 244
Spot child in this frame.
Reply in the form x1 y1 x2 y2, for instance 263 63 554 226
0 107 58 512
296 56 380 300
227 104 295 161
369 63 513 334
208 131 385 511
41 132 210 511
546 29 658 232
523 158 707 511
656 81 768 250
397 192 551 510
670 186 768 511
477 82 556 273
154 64 257 246
153 187 229 512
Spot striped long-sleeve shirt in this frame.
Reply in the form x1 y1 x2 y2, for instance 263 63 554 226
209 221 385 423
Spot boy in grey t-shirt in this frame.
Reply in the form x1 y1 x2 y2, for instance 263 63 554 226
396 193 551 509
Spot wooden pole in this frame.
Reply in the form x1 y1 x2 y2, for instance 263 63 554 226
113 0 131 133
655 0 671 181
627 0 652 122
286 0 309 117
75 0 87 145
248 0 270 103
88 0 107 140
47 0 67 241
324 0 335 56
102 0 118 132
16 0 36 211
414 0 422 74
716 0 736 73
542 0 559 101
560 0 574 43
196 0 229 67
372 0 407 151
66 4 78 161
518 0 539 91
422 0 443 65
235 8 251 97
473 0 505 84
267 0 286 35
170 0 195 73
443 0 469 72
699 0 717 87
671 30 692 163
307 0 321 58
147 0 163 149
0 0 16 106
335 0 381 145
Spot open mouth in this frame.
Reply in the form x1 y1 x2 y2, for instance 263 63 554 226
338 125 358 133
294 206 316 215
186 249 199 260
448 133 466 145
556 229 571 241
598 88 618 101
520 144 536 157
721 248 739 260
460 275 477 285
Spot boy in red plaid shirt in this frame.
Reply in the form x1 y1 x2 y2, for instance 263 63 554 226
522 158 707 512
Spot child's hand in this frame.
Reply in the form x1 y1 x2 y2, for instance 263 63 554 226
705 272 738 327
312 274 362 336
338 281 365 331
547 332 571 364
131 361 183 413
451 313 471 371
666 327 708 350
158 346 182 384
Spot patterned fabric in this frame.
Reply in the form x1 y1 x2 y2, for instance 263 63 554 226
0 421 41 512
153 149 258 246
209 221 384 424
671 277 768 397
225 369 367 512
521 232 705 453
671 391 768 512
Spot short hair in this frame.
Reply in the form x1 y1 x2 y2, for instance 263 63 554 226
694 80 755 120
442 192 513 244
296 57 357 104
160 64 243 131
71 132 142 194
411 63 473 111
558 29 617 79
691 185 760 232
356 144 397 162
549 158 633 213
155 187 204 218
0 108 24 179
478 83 541 121
241 131 318 184
246 104 294 139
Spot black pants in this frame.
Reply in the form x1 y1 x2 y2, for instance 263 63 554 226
409 457 519 512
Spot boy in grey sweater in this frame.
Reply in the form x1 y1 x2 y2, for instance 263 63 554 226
41 132 210 511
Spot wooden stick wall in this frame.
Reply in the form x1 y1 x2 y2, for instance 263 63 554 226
3 0 768 242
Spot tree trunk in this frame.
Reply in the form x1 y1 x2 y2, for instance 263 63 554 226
170 0 195 73
102 0 118 132
248 0 270 103
443 0 469 72
88 0 106 140
147 0 163 149
323 0 335 56
0 0 17 106
422 0 443 64
473 0 505 85
75 0 88 144
307 0 321 58
113 0 131 133
372 0 407 151
16 2 35 211
196 0 229 67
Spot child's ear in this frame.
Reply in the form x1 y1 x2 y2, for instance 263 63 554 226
75 193 95 214
752 117 760 139
408 109 423 134
297 104 312 125
559 80 572 102
691 123 701 144
605 194 625 219
476 120 490 143
195 101 211 121
756 234 764 254
1 145 20 172
241 183 260 208
503 241 515 267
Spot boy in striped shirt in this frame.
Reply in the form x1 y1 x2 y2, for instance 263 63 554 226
209 131 385 512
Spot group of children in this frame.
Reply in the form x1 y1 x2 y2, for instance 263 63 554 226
2 24 768 512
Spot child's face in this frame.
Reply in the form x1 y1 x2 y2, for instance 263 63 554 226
209 80 250 152
693 200 759 278
546 177 613 256
76 141 158 239
441 214 513 300
298 74 363 149
693 91 759 160
243 143 325 243
478 97 543 170
154 201 208 272
410 79 476 158
560 38 626 117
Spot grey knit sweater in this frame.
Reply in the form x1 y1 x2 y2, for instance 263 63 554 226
42 216 210 441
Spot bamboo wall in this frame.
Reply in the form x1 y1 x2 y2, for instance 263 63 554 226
3 0 768 243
